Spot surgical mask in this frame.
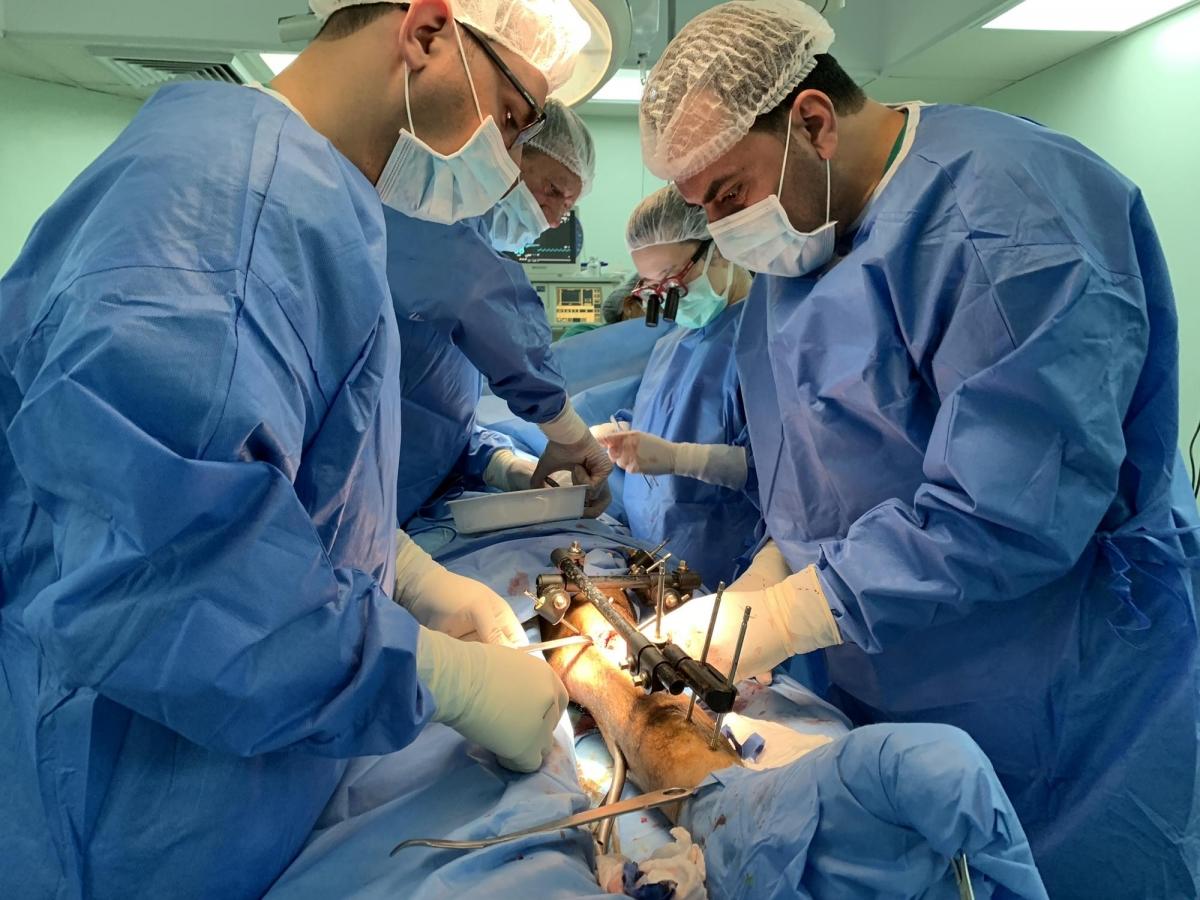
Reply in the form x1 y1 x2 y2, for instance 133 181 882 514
709 124 837 278
675 245 730 330
489 181 551 252
375 20 520 224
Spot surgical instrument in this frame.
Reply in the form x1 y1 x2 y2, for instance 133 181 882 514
610 415 656 489
524 635 593 654
711 606 752 750
686 582 724 723
539 544 735 714
390 786 697 854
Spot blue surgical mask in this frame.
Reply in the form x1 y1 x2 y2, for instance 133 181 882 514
675 245 731 330
708 124 837 278
489 182 551 252
375 20 520 224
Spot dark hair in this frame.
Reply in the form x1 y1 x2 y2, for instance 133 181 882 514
316 2 403 40
753 54 866 133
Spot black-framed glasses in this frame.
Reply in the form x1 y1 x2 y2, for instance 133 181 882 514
634 240 711 327
459 22 547 148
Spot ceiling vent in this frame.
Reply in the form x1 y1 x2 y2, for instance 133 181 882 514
88 46 263 89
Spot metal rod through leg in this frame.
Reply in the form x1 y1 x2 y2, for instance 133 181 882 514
711 606 752 749
655 566 666 640
686 582 725 724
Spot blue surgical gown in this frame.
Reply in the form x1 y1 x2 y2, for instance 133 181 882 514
384 209 567 524
737 103 1200 898
623 302 762 583
0 83 433 900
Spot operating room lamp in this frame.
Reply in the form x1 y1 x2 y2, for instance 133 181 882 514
277 0 633 108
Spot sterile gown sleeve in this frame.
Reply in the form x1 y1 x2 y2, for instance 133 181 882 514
454 243 567 424
463 424 516 482
389 214 567 424
816 193 1155 653
8 267 432 759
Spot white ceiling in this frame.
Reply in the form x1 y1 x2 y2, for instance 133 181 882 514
583 0 1163 115
0 0 1185 108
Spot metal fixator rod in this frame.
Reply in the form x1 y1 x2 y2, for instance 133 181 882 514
711 606 751 750
686 582 724 723
655 566 667 640
645 552 672 575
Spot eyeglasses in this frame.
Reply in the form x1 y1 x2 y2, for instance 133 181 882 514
634 240 711 327
459 22 547 148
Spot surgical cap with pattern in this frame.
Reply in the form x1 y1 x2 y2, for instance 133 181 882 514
640 0 834 181
626 185 710 252
310 0 590 91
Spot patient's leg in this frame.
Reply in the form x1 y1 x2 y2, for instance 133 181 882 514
544 595 740 796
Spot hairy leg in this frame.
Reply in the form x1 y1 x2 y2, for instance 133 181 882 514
544 595 740 797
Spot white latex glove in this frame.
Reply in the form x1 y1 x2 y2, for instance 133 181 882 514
394 530 525 646
534 403 612 517
483 448 537 492
728 540 792 592
417 627 568 772
654 565 842 680
599 431 747 490
589 420 624 441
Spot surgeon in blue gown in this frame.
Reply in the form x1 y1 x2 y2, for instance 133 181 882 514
389 99 610 523
637 2 1200 897
0 1 588 897
599 186 761 584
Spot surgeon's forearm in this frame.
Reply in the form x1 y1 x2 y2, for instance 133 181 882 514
673 442 748 490
545 598 740 796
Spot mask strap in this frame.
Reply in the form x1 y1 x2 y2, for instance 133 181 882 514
824 157 831 224
404 64 416 134
777 122 793 198
703 242 731 300
451 19 485 124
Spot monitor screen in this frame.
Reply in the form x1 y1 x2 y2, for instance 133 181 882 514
511 211 581 264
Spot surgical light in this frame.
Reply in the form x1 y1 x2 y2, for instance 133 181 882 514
590 68 644 103
984 0 1194 32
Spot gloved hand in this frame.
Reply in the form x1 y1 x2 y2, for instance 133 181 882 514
394 530 525 646
534 403 612 517
655 565 842 680
599 431 748 490
417 627 568 772
483 448 538 492
589 420 624 441
727 540 792 592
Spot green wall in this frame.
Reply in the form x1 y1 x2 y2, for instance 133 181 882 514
982 5 1200 468
0 73 142 271
575 112 664 277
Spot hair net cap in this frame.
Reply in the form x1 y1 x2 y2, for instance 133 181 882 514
310 0 591 91
626 185 710 252
640 0 835 182
526 99 596 196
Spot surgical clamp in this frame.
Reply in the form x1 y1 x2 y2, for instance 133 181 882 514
390 786 696 854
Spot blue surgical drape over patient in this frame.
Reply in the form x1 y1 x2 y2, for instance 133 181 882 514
736 104 1200 898
385 209 567 525
0 83 434 900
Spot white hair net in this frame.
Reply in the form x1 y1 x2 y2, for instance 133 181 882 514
526 99 596 196
310 0 591 91
626 185 710 252
639 0 835 181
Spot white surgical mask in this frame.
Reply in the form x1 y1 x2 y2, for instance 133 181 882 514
489 181 551 252
709 124 837 278
376 20 520 224
675 245 731 330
